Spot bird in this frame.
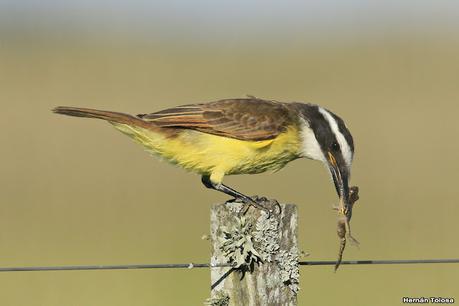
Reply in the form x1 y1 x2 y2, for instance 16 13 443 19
53 97 354 216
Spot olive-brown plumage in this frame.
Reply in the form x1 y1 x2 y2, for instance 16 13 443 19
137 98 296 141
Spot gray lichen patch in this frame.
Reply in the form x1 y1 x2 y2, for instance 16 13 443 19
253 211 280 262
276 248 300 294
204 291 230 306
224 200 244 214
219 216 262 269
254 210 300 294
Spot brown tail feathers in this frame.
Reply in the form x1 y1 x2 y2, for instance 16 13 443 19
53 106 149 128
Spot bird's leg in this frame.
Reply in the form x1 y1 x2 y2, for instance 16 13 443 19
201 175 275 216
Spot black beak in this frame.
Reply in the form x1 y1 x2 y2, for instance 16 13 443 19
327 152 351 219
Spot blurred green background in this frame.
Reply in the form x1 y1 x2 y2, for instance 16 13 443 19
1 1 459 305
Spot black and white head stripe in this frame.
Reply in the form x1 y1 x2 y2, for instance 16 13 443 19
296 103 354 168
318 107 354 167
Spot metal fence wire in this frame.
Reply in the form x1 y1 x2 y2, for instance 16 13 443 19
0 258 458 272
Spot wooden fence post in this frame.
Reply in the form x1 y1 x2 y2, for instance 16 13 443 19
209 200 299 306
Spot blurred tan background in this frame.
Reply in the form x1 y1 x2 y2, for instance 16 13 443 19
1 1 459 305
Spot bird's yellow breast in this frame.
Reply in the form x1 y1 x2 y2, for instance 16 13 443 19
112 123 302 183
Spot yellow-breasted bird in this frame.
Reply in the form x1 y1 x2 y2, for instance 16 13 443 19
53 98 354 216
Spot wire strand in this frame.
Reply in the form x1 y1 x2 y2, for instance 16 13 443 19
299 258 459 266
0 259 458 272
0 263 229 272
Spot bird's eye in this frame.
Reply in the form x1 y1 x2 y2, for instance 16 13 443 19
332 142 340 151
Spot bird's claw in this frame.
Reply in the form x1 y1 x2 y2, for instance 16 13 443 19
236 196 282 218
252 196 282 218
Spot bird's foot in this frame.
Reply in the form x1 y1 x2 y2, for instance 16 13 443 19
238 196 282 218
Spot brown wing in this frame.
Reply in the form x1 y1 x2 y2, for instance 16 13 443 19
138 98 295 141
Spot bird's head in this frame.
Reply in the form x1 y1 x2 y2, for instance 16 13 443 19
297 103 354 215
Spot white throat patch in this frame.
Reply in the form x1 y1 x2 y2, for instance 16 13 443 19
299 118 326 162
318 107 353 168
